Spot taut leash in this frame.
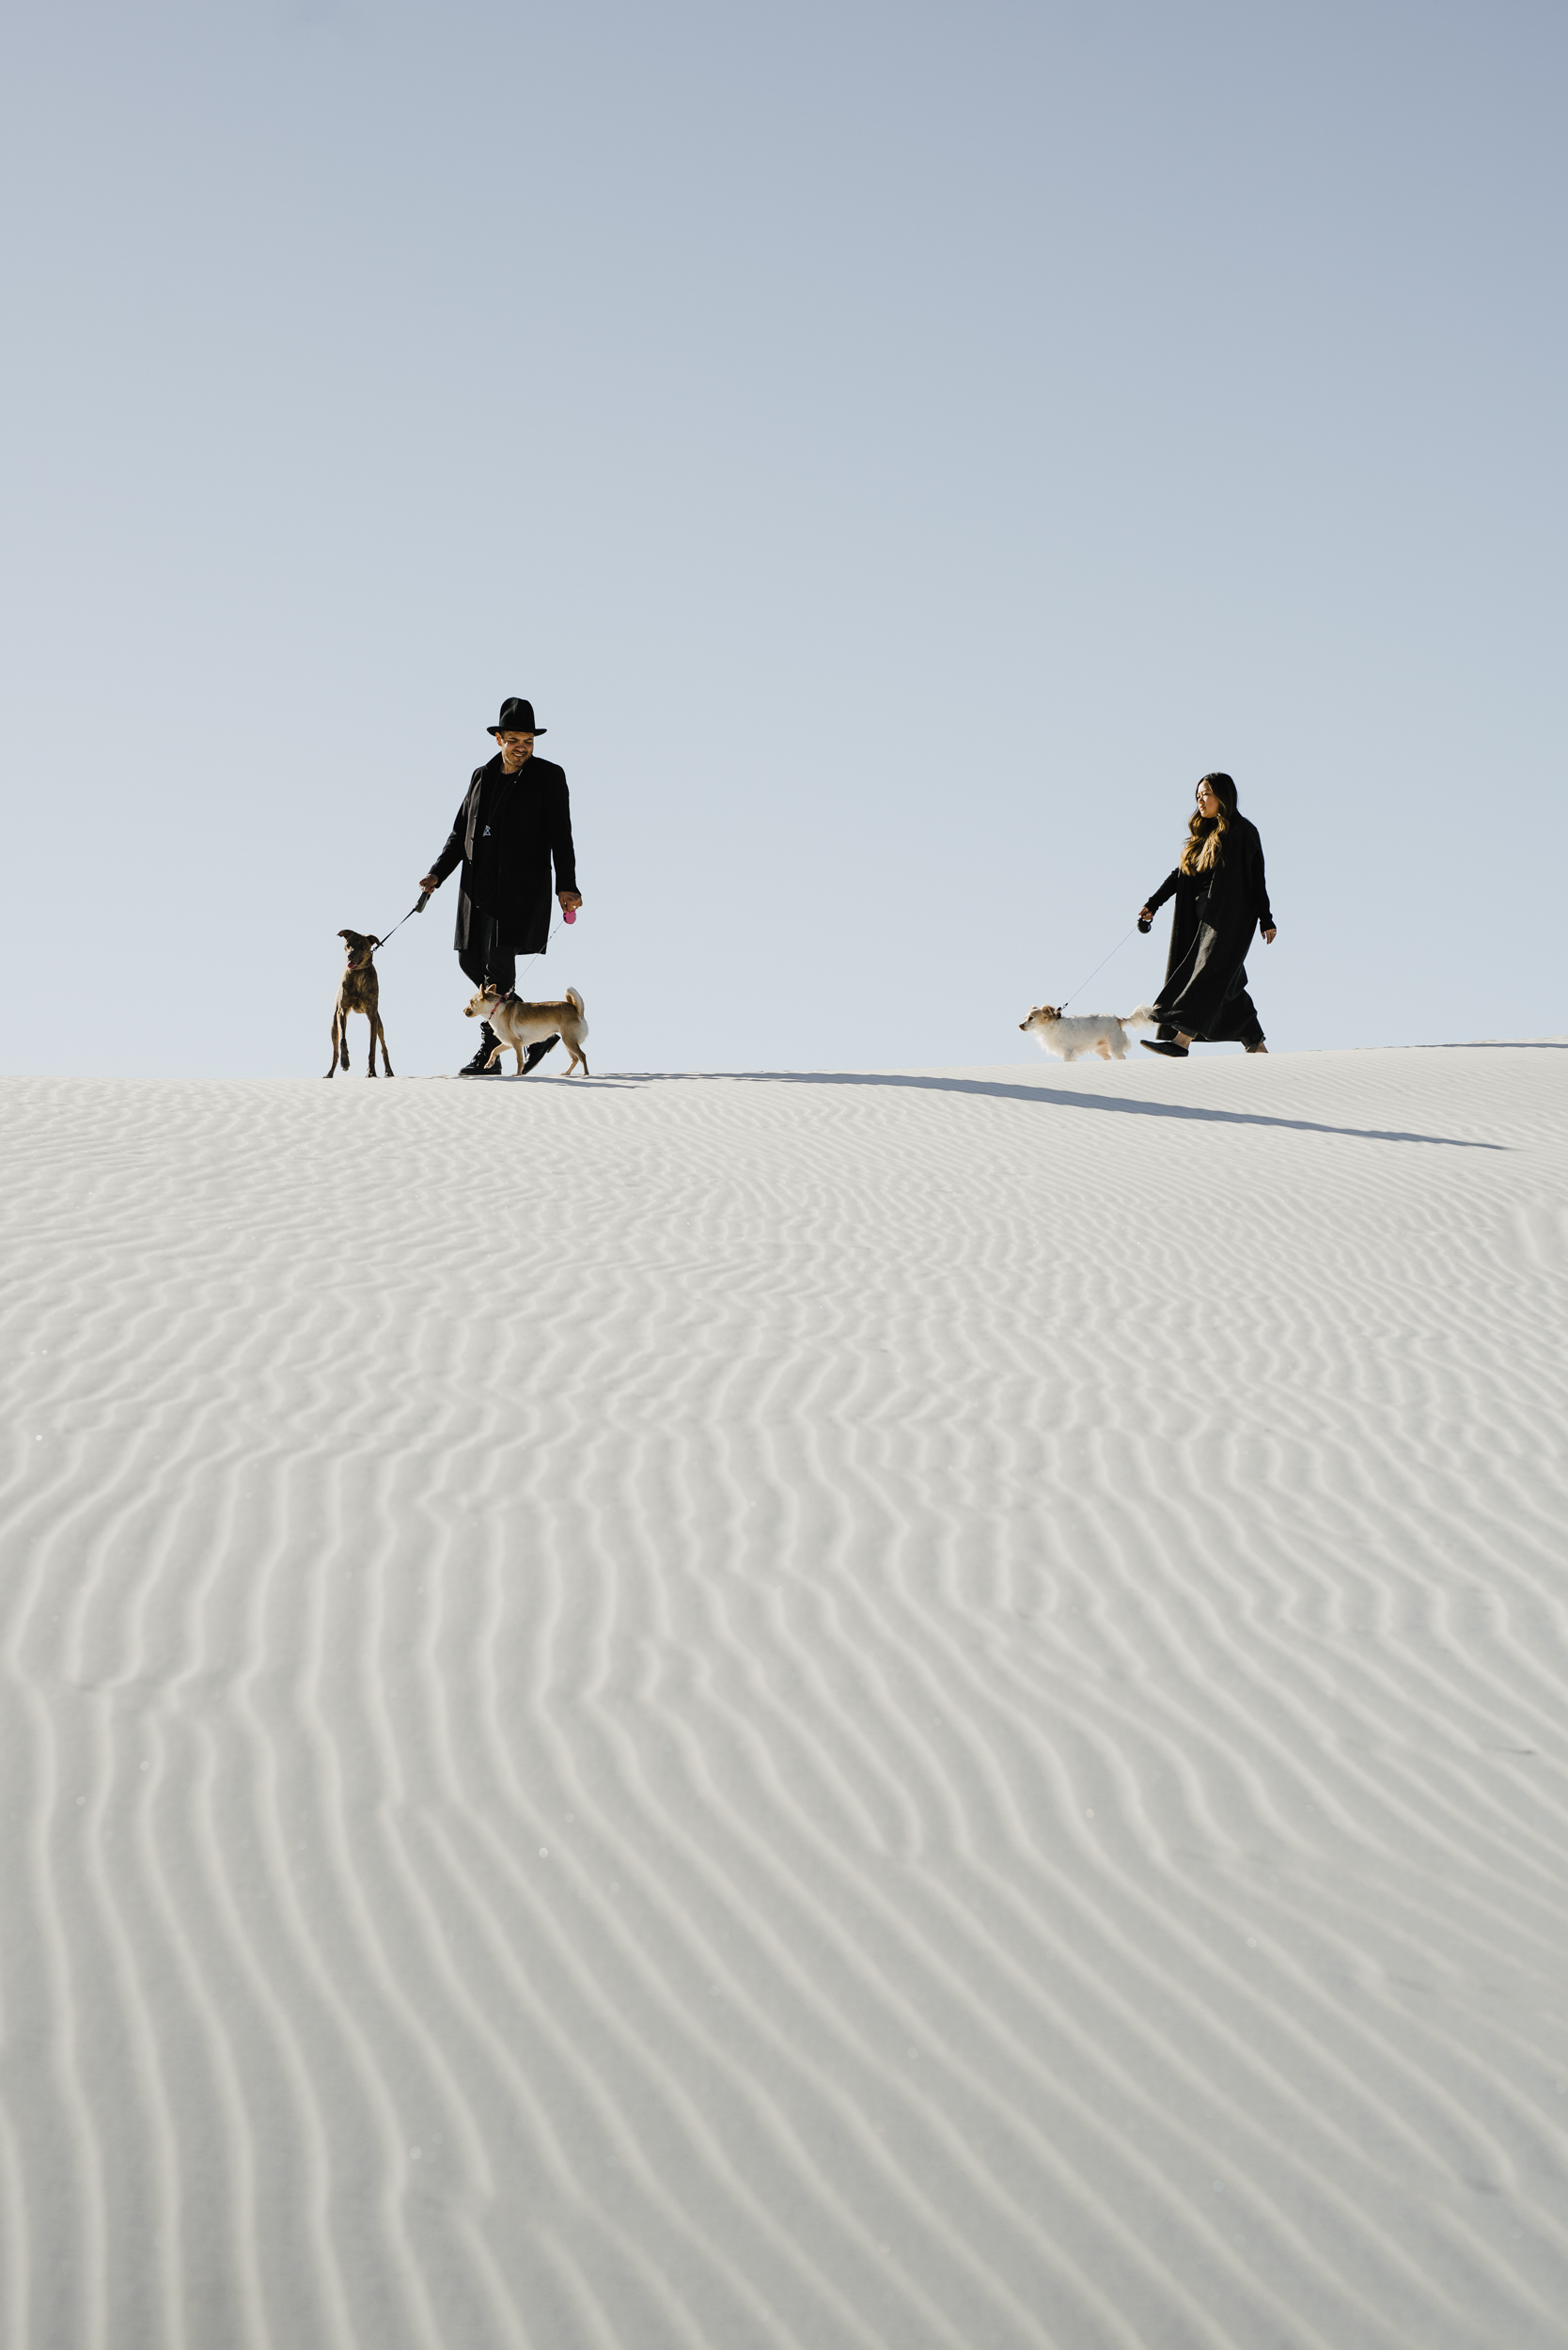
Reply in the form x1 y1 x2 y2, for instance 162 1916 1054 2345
1057 924 1140 1012
366 891 431 958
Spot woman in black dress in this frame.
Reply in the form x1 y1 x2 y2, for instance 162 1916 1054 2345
1137 773 1278 1058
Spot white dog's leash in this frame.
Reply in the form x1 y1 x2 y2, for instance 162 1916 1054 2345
1057 924 1140 1012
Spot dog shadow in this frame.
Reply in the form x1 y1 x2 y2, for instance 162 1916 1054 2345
614 1069 1507 1150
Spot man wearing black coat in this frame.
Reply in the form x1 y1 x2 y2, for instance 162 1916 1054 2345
419 697 583 1075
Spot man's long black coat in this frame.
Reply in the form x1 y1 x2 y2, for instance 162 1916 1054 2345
1144 813 1275 1042
428 754 578 958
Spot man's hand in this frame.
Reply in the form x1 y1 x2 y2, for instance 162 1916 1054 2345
1137 904 1152 922
419 873 441 896
558 890 583 911
1263 927 1278 944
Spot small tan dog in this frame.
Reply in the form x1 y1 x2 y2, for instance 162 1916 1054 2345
463 983 590 1075
1019 1003 1158 1062
327 931 394 1078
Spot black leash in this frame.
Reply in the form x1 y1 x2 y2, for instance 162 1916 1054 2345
366 891 431 957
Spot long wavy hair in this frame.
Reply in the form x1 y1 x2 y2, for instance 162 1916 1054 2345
1179 772 1237 876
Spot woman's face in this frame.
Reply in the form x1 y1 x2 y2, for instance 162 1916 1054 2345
1195 778 1220 819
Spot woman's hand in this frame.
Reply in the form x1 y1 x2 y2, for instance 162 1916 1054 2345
558 890 583 911
1263 927 1277 944
1138 905 1152 922
418 872 441 895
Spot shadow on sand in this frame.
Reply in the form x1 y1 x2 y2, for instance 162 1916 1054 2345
612 1069 1507 1151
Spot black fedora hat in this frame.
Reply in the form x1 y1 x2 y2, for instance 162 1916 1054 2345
488 697 545 737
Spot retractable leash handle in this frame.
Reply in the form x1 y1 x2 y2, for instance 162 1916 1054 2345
416 891 431 912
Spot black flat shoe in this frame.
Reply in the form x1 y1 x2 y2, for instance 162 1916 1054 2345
1140 1039 1189 1058
521 1034 559 1074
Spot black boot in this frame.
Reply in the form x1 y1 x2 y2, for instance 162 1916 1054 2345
521 1034 559 1074
459 1021 503 1075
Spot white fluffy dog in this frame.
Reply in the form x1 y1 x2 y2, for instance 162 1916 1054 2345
1019 1003 1159 1062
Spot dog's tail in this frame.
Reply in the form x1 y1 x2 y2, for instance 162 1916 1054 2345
565 987 587 1031
1121 1004 1160 1032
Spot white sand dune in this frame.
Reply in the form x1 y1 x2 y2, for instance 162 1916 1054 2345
3 1044 1567 2349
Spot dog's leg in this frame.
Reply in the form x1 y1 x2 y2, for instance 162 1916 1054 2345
1096 1039 1112 1060
365 1014 379 1077
326 1005 342 1079
376 1013 394 1077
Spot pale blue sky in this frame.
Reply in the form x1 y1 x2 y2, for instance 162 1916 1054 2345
3 0 1563 1074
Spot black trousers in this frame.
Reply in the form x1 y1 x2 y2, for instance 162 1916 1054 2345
459 915 517 999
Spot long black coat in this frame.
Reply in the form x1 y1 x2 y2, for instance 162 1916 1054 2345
1144 813 1275 1043
428 754 578 959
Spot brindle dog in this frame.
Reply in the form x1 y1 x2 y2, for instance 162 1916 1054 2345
326 930 394 1078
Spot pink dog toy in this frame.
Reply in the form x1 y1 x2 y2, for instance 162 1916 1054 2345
562 906 577 923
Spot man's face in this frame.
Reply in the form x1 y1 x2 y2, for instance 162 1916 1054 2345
496 730 535 769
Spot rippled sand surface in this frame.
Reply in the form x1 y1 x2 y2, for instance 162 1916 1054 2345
3 1046 1566 2349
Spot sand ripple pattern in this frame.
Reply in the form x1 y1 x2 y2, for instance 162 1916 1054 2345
2 1045 1566 2348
